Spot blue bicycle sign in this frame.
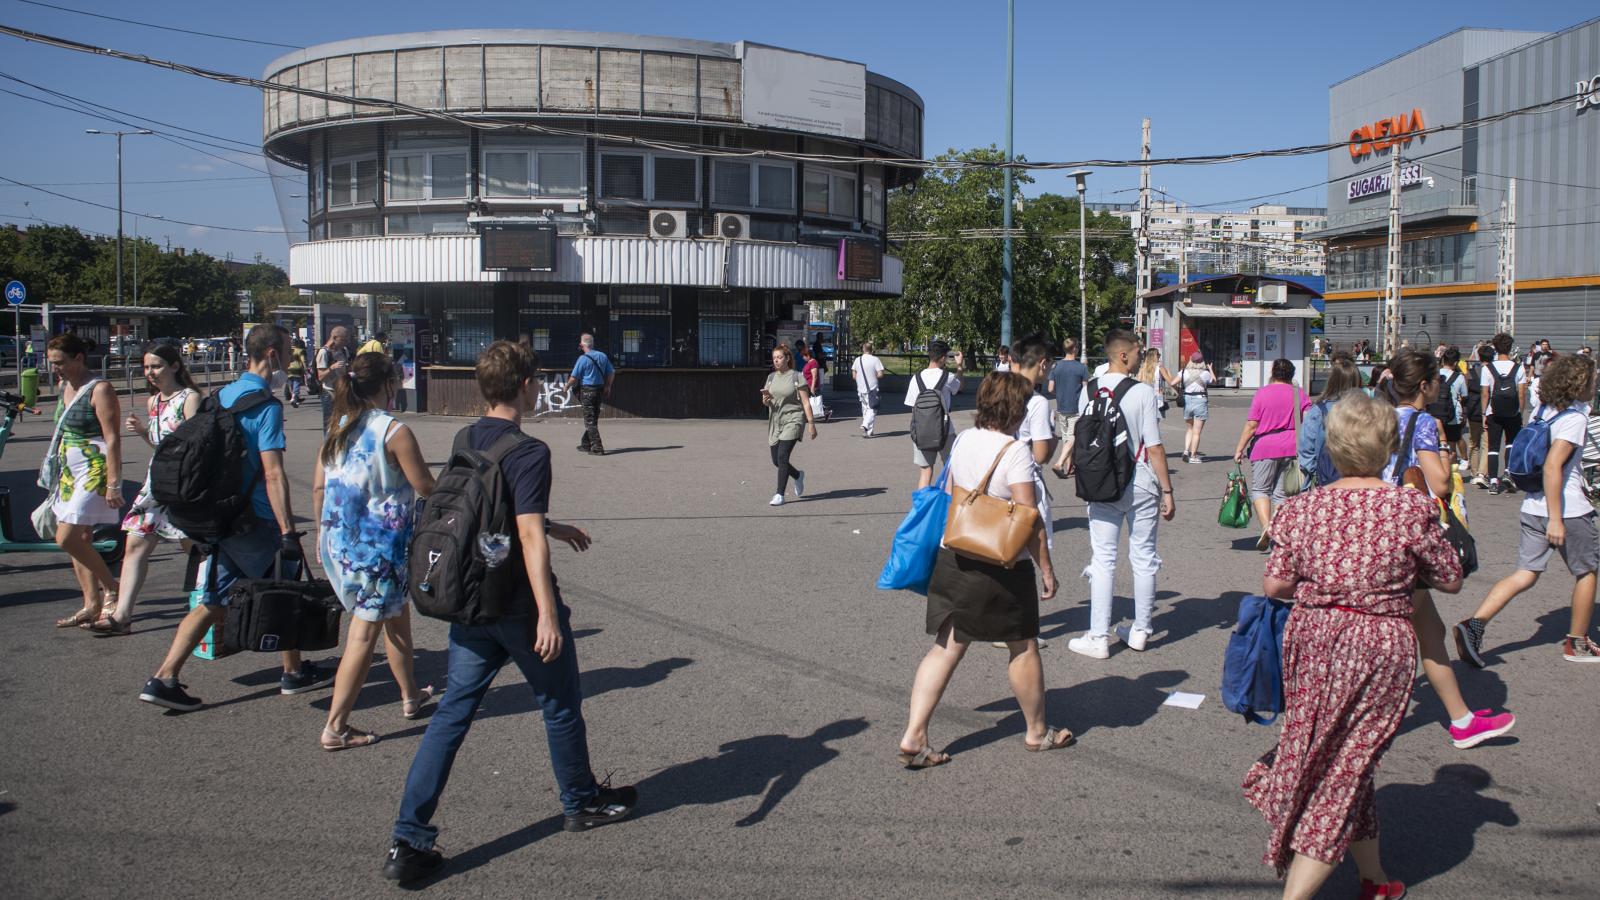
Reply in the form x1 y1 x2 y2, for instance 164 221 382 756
3 281 23 307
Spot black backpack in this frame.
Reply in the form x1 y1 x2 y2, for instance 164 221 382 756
1463 363 1485 419
909 370 951 452
1426 371 1460 424
1073 377 1139 503
409 428 532 625
148 389 277 544
1489 363 1522 417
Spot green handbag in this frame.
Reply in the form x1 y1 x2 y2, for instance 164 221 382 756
1219 463 1253 529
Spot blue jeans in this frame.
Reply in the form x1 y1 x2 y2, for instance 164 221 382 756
392 608 598 849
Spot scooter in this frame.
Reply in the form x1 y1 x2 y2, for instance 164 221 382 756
0 389 126 564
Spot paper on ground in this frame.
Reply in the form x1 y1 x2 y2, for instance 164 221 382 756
1163 691 1206 710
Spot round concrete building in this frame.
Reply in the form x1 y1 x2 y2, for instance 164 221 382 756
261 29 922 416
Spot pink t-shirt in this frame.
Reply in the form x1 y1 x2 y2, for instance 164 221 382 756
1248 382 1311 461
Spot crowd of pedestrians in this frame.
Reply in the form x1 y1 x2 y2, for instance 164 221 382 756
26 317 1597 893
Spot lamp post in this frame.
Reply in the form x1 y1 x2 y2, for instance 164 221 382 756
85 129 154 306
999 0 1015 350
1071 169 1091 356
132 214 163 306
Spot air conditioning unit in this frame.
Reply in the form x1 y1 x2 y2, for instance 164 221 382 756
648 209 687 239
715 213 750 240
1257 283 1288 305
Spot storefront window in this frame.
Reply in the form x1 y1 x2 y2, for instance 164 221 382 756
519 290 582 369
444 305 493 364
698 292 749 366
610 289 669 367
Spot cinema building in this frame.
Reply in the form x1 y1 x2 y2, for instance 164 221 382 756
260 30 921 415
1314 20 1600 351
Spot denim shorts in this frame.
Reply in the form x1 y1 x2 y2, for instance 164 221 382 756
1183 393 1209 421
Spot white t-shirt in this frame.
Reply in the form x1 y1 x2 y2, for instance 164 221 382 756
994 360 1011 372
852 353 884 392
1478 359 1526 390
1528 377 1542 410
1092 362 1110 378
946 429 1036 503
1076 372 1164 494
904 368 961 415
1016 394 1052 445
1180 367 1214 395
1520 403 1593 519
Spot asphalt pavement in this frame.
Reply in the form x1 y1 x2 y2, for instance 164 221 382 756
0 384 1594 899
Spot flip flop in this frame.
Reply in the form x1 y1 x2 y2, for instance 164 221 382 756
895 746 951 769
1024 727 1075 751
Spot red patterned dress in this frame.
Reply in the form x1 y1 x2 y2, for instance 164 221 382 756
1243 486 1461 874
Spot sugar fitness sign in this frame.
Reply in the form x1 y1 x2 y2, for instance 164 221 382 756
1347 163 1429 201
1348 108 1425 160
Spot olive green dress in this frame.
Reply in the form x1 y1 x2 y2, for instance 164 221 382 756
765 369 807 445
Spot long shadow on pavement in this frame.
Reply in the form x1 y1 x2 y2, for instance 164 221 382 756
801 487 887 502
1038 589 1234 648
1479 607 1571 663
1378 764 1519 891
942 670 1186 757
600 445 684 455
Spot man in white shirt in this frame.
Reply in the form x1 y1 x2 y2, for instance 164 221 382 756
1011 335 1057 547
1479 332 1528 495
904 341 964 490
1067 329 1177 660
1456 353 1600 664
852 341 887 437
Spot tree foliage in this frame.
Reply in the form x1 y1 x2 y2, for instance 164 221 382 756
850 147 1136 358
0 224 293 336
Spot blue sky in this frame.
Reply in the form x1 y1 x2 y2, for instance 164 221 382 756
0 0 1587 268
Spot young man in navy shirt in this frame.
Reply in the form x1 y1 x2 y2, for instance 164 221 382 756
565 333 615 455
139 324 328 712
385 340 636 883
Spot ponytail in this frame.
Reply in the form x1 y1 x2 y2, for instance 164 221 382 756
319 351 396 465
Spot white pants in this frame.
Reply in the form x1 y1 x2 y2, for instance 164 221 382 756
858 389 879 432
1083 484 1162 637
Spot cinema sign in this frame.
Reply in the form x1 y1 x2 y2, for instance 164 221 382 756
1348 108 1425 160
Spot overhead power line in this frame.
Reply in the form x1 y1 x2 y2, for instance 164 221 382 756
0 174 289 234
0 70 260 150
15 0 302 49
0 23 1589 174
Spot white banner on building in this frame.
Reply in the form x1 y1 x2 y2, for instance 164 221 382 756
739 43 866 140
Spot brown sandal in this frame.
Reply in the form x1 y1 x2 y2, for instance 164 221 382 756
1024 727 1075 751
896 745 951 769
321 726 379 751
85 616 132 636
56 606 100 628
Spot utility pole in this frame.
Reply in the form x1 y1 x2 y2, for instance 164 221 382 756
85 128 153 306
1382 151 1404 357
1135 118 1152 342
999 0 1016 349
1178 226 1189 285
1071 169 1091 355
1496 178 1517 337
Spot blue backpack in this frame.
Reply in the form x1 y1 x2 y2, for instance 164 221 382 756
1221 594 1292 725
1505 407 1582 493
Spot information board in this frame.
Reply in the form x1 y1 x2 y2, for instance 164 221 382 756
839 238 883 282
741 43 866 141
480 224 558 272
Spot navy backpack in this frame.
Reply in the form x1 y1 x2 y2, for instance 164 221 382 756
1505 407 1582 493
1221 594 1292 725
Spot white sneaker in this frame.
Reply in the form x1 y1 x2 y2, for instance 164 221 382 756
769 493 784 506
1067 633 1113 659
1115 625 1152 651
793 470 805 497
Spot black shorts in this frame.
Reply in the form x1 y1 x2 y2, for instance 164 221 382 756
1443 422 1464 443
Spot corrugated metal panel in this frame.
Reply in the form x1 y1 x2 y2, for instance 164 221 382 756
290 235 902 294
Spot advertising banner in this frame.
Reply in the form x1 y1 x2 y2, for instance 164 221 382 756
740 43 866 140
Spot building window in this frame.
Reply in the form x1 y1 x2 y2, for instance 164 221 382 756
328 217 380 238
386 212 469 235
712 160 795 211
803 167 859 219
698 292 748 366
444 305 494 364
863 175 885 227
311 161 325 212
600 150 699 204
387 149 468 202
481 144 585 199
330 157 377 208
1328 233 1475 292
520 289 582 368
610 288 669 367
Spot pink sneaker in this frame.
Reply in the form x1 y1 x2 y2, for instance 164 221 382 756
1448 709 1515 749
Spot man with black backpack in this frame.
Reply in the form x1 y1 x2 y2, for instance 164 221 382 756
1466 344 1492 484
384 340 636 883
1481 332 1528 495
904 341 965 490
1066 329 1177 660
138 324 327 712
1430 347 1468 466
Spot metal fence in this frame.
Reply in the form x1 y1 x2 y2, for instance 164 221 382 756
0 355 242 401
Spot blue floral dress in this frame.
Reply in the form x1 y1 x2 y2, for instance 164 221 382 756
317 411 415 622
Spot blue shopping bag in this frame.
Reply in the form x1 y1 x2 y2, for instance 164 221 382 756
876 462 950 594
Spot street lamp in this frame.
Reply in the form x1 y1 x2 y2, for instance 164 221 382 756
1071 169 1091 356
132 214 163 306
999 0 1015 350
85 129 154 306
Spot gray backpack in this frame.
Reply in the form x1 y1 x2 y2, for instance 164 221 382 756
909 370 951 452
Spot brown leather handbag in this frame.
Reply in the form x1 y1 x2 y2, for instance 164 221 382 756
944 440 1041 567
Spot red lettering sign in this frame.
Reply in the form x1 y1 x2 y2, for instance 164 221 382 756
1348 109 1425 160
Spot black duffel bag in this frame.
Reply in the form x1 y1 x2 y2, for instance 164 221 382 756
223 558 342 654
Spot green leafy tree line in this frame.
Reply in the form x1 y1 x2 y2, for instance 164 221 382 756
849 146 1136 360
0 223 298 336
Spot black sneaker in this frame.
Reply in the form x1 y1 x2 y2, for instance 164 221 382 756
1453 619 1487 669
563 783 638 832
139 677 203 712
280 661 331 695
1503 481 1519 494
381 841 444 883
589 447 606 456
1488 480 1504 495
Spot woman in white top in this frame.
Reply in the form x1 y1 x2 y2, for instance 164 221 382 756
1179 352 1216 463
897 372 1070 769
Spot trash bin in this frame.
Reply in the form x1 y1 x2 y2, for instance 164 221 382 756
20 367 38 407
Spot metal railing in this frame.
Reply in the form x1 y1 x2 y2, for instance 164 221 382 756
0 354 242 401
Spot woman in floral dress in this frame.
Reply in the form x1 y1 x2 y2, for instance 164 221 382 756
45 334 124 628
88 344 202 635
1244 392 1462 900
313 352 436 750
